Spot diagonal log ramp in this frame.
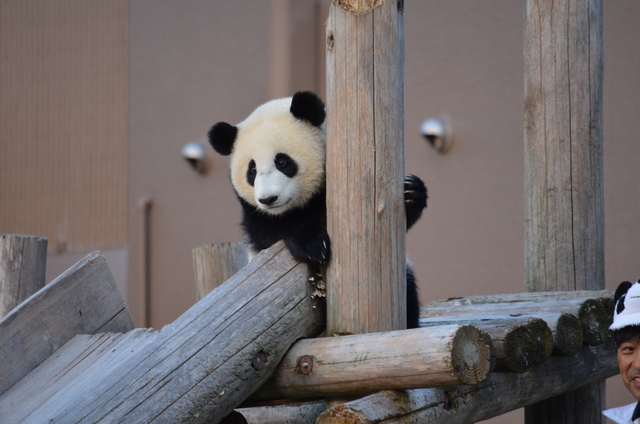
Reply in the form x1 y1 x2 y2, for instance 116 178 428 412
0 241 325 424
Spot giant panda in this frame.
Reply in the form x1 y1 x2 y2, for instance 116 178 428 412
208 91 427 328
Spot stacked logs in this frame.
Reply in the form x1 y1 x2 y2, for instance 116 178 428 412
235 290 615 424
419 290 613 373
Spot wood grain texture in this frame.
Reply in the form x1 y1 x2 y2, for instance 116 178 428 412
523 0 604 421
252 325 491 400
421 296 610 347
193 241 248 301
523 0 604 292
421 315 562 370
0 242 325 424
315 343 617 424
0 251 134 396
236 401 327 424
0 234 48 318
325 0 406 335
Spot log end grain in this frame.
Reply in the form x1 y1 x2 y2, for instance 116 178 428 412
450 325 492 385
553 313 584 356
500 326 536 373
578 299 611 346
524 318 553 362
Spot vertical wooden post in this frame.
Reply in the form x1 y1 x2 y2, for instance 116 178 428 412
325 0 406 336
0 234 48 318
523 0 604 422
192 242 248 300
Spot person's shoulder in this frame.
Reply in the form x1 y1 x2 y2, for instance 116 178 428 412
603 402 638 424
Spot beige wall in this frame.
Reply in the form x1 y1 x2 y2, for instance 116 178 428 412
0 0 128 254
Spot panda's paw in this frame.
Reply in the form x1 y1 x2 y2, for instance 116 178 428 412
404 174 428 230
286 233 331 268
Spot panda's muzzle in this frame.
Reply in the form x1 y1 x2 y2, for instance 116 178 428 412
259 195 279 206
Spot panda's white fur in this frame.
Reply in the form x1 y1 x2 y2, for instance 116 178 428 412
230 97 325 215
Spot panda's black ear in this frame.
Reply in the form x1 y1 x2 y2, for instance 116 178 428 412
208 122 238 156
615 281 633 305
290 91 326 127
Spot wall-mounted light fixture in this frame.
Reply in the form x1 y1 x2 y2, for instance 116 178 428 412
420 118 451 153
181 141 207 174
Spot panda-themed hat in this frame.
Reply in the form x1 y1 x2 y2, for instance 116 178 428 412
611 280 640 331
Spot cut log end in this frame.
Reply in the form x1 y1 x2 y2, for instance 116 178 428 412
553 313 584 356
501 326 536 372
579 299 611 346
451 325 492 385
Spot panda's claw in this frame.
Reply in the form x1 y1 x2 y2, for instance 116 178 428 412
404 174 428 230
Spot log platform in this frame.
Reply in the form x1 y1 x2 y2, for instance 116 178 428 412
0 239 618 424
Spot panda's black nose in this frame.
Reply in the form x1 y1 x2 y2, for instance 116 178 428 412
259 195 278 206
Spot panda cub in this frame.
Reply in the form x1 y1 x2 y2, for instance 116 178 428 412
208 91 427 328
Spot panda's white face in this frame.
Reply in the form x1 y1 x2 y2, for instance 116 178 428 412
229 98 325 215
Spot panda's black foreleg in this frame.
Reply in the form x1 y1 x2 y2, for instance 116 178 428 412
406 264 421 329
284 230 331 269
404 175 427 329
404 174 428 231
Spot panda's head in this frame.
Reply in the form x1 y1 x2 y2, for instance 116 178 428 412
208 91 326 215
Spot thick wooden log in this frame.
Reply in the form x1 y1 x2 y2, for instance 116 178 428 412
315 344 617 424
193 241 248 300
524 0 605 420
421 296 610 346
251 325 491 401
0 242 325 424
0 251 134 396
325 0 406 334
0 234 48 318
421 315 558 371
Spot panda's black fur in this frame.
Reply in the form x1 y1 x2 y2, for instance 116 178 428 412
208 91 427 328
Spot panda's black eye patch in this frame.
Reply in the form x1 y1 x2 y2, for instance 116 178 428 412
247 159 257 186
275 153 298 178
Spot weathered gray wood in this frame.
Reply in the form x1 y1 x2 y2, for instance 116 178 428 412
251 325 491 401
236 401 327 424
0 241 325 424
325 0 406 335
423 290 612 307
421 315 558 371
524 0 605 421
421 296 610 346
524 0 604 291
193 241 248 300
0 234 48 318
0 251 134 396
315 343 617 424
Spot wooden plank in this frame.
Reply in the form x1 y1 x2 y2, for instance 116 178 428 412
325 0 406 335
251 325 491 401
0 251 134 396
0 241 325 424
315 343 617 423
0 234 47 318
193 241 248 301
524 0 604 421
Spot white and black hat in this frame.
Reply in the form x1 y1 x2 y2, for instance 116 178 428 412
611 280 640 331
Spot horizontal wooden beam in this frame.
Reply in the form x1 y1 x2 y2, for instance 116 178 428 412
251 324 491 401
421 294 611 346
315 343 618 424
